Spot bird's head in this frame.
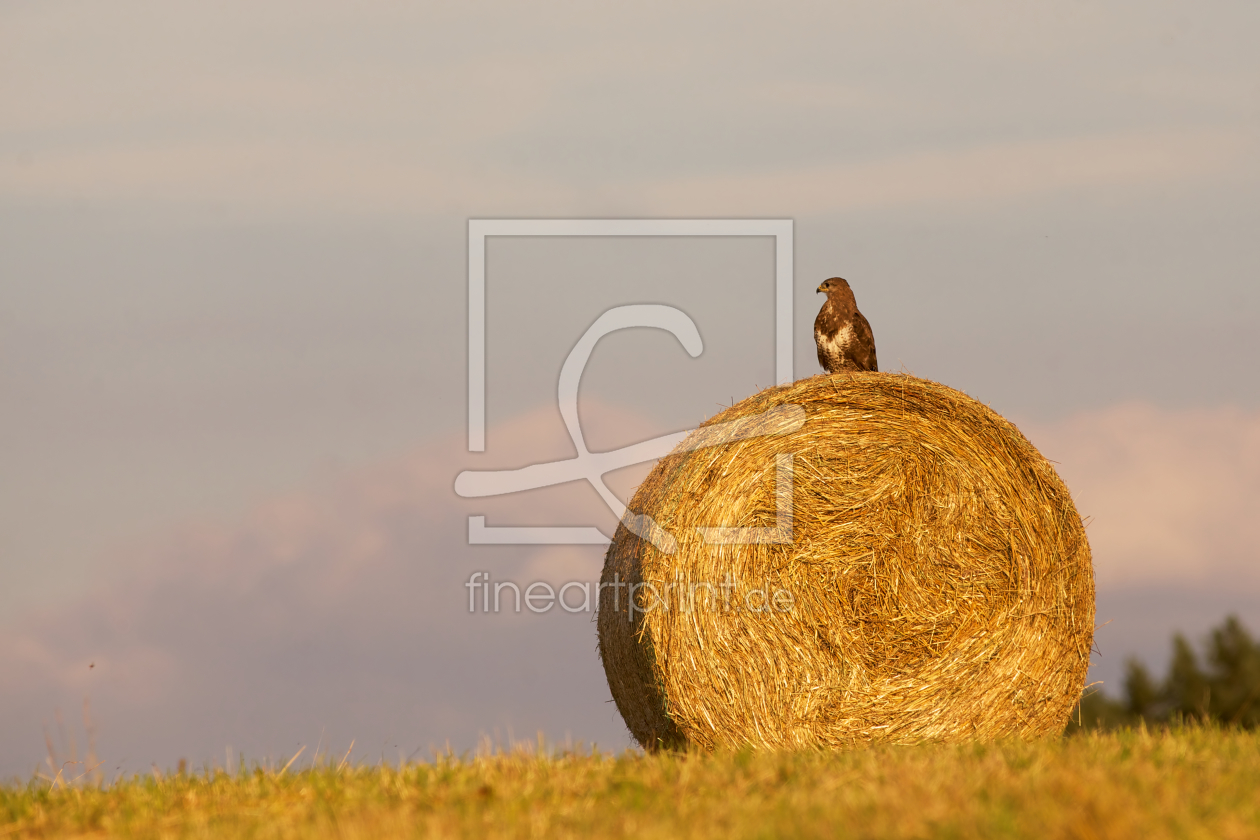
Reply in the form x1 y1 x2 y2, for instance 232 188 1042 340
817 277 854 298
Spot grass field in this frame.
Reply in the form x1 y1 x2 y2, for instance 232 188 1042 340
3 727 1259 839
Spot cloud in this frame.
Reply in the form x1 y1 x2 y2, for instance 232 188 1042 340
0 141 578 218
0 401 660 779
4 2 1258 218
6 128 1249 220
3 394 1259 776
637 130 1254 217
1022 402 1260 589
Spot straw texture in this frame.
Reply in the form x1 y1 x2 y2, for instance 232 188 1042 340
597 373 1094 751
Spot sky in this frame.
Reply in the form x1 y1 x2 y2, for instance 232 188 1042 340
2 0 1259 779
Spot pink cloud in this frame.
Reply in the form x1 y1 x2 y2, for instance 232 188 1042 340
1023 403 1260 589
0 400 662 777
4 395 1256 776
640 130 1254 217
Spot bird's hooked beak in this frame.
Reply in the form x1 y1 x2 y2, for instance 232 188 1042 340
816 283 827 294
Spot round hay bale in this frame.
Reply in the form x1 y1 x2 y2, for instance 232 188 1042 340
597 373 1094 751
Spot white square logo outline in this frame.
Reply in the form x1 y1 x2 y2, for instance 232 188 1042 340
461 218 795 547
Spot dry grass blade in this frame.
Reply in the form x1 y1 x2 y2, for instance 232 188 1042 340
279 746 306 775
338 740 355 772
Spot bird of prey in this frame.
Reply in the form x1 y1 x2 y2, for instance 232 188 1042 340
814 277 878 374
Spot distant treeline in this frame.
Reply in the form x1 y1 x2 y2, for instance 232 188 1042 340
1068 615 1260 732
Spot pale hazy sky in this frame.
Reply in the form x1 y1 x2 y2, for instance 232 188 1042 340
2 0 1259 776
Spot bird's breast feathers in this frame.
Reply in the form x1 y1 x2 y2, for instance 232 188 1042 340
815 321 855 356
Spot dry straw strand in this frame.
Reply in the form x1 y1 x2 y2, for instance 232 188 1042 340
598 373 1094 751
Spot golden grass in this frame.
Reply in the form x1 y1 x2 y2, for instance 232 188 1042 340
4 728 1259 839
599 372 1094 750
